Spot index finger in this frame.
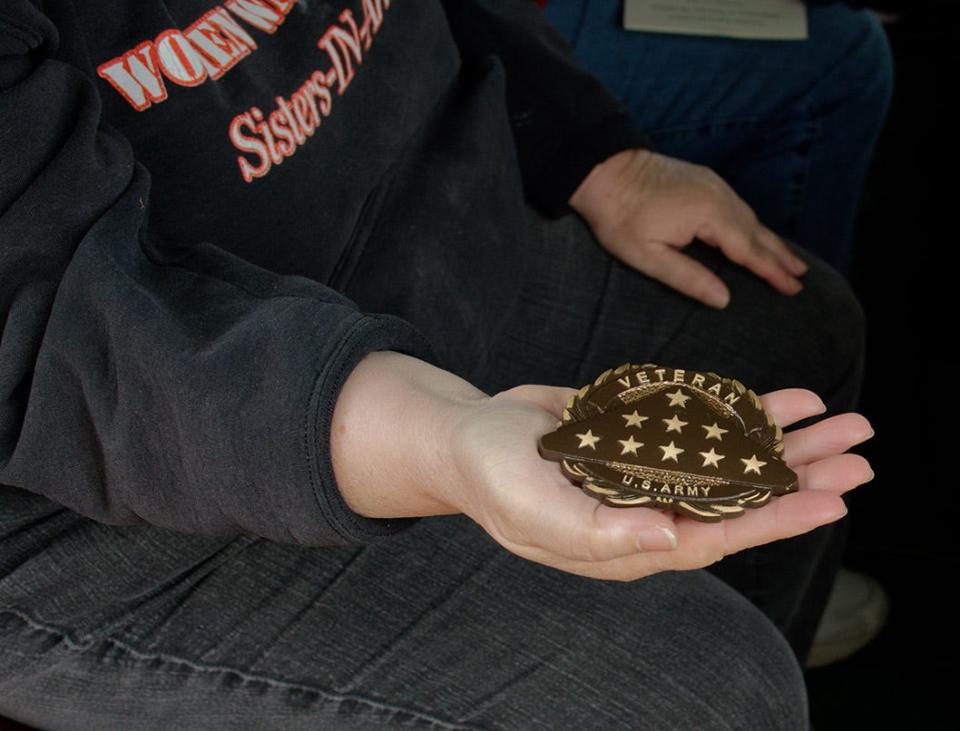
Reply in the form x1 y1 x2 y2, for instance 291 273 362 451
641 245 731 309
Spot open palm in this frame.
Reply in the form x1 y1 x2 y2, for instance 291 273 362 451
448 383 873 582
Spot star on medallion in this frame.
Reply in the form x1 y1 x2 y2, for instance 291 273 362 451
618 435 644 456
575 429 601 450
662 414 689 434
699 448 725 469
659 441 684 463
741 454 767 475
702 422 729 441
666 388 692 408
621 410 649 429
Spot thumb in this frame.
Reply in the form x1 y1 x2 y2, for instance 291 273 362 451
520 481 680 564
482 387 681 563
493 383 580 420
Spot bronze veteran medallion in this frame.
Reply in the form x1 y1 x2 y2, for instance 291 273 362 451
537 363 798 522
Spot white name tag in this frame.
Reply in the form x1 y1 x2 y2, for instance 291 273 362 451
623 0 809 41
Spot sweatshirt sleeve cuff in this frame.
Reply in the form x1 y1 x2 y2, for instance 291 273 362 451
305 312 444 545
527 114 652 219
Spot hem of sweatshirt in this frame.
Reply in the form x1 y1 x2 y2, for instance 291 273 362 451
529 115 652 218
305 313 443 545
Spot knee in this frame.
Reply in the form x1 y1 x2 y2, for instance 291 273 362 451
658 572 809 729
811 7 895 119
791 251 867 403
573 571 808 729
849 12 895 118
714 625 809 729
723 247 866 403
459 561 809 729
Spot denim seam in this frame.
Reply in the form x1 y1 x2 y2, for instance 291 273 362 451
0 608 477 730
783 113 818 240
644 111 790 138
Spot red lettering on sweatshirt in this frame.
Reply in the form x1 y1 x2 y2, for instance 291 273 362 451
224 0 286 34
317 10 364 94
186 9 257 79
96 41 169 112
229 69 335 182
97 0 393 182
229 1 390 183
155 29 209 86
97 1 293 111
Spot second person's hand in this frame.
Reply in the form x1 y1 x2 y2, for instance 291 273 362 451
569 148 809 310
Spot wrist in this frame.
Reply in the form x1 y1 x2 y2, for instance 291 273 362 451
330 350 487 519
569 147 648 225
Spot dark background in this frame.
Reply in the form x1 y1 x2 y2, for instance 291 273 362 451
806 3 959 729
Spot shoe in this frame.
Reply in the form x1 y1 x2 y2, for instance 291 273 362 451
805 567 890 669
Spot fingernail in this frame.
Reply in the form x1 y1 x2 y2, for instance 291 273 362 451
792 257 809 275
854 428 875 444
711 287 730 309
821 503 848 523
866 469 876 483
637 526 678 552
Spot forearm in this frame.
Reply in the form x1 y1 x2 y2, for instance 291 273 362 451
331 351 487 519
0 3 452 546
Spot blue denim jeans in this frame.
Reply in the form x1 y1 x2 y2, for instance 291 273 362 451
0 6 878 729
544 1 894 275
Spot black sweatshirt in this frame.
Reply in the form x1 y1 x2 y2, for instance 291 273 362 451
0 0 648 546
